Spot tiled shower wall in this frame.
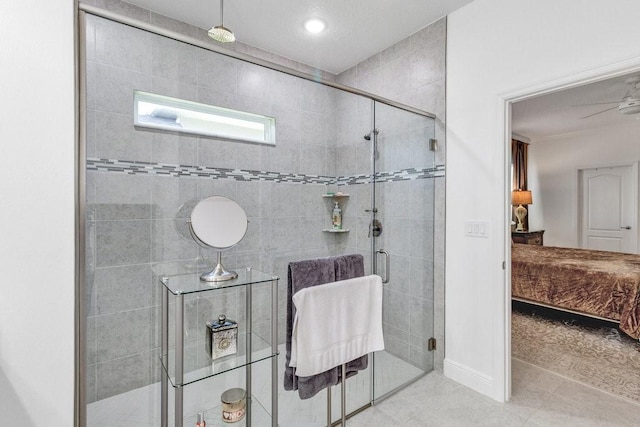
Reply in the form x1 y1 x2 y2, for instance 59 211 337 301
84 13 343 401
83 0 446 402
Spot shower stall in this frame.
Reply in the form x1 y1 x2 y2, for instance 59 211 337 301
79 3 439 425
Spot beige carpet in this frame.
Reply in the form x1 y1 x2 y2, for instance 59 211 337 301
512 302 640 404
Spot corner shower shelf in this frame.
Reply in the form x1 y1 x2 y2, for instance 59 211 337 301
323 193 349 232
322 193 350 198
158 268 279 427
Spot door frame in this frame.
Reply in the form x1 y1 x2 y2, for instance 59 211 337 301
578 162 639 252
499 60 640 402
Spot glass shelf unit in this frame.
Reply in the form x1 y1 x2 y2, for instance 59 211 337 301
159 267 279 427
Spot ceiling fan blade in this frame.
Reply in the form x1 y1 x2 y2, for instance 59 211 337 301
580 106 619 119
571 101 620 106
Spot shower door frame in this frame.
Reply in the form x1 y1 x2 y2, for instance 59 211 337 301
368 101 437 405
75 4 437 426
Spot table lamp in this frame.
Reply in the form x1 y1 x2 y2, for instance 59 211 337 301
512 190 532 232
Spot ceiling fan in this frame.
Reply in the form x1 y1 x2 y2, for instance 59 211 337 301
576 75 640 119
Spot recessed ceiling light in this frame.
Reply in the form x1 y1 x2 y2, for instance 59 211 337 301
304 18 326 34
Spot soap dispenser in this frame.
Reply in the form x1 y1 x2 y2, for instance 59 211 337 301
332 202 342 230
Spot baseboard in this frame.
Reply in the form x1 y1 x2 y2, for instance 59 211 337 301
443 358 495 398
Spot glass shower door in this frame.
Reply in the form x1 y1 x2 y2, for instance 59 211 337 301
371 101 436 401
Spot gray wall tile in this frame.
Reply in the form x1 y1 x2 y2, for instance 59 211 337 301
94 18 152 73
95 111 153 161
197 49 238 95
93 63 151 115
96 308 153 362
96 353 151 400
152 36 198 84
151 219 198 262
150 12 201 39
85 0 151 23
95 219 151 267
93 173 152 220
150 176 198 220
94 264 153 315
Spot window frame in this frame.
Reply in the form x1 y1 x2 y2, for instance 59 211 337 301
133 90 276 145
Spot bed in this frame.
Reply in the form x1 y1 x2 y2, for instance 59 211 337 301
511 243 640 339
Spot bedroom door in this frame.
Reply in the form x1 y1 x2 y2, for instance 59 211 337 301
580 164 638 253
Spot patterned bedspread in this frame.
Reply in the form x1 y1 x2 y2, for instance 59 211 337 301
512 243 640 339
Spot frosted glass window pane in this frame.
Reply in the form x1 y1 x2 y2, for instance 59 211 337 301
134 90 276 145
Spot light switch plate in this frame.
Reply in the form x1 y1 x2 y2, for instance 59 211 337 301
465 221 489 238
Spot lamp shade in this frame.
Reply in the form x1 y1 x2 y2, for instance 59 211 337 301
512 190 532 205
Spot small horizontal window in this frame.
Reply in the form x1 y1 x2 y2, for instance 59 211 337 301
134 90 276 145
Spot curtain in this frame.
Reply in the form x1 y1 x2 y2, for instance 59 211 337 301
512 139 529 230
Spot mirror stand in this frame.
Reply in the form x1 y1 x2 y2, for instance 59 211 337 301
188 218 240 282
188 195 248 283
200 251 238 282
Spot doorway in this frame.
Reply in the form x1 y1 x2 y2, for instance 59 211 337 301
507 68 640 403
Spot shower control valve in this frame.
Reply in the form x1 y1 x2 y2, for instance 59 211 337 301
369 219 383 238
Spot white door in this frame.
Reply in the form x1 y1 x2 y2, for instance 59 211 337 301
580 165 638 253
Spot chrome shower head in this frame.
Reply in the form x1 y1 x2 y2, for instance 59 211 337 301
208 25 235 43
208 0 235 43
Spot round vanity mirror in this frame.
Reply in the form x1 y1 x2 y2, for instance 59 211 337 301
189 196 248 282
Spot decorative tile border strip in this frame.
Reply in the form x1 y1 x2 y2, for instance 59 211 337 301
87 158 445 185
336 165 445 185
86 158 335 184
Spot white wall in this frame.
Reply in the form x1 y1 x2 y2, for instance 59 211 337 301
0 0 76 425
446 0 640 401
528 121 640 248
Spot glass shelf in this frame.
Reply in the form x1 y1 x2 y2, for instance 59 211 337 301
161 332 276 387
159 268 277 295
183 392 273 427
322 229 350 233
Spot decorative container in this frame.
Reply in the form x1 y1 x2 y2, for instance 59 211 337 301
221 388 246 423
206 314 238 360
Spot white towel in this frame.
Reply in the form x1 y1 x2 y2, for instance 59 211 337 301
290 274 384 377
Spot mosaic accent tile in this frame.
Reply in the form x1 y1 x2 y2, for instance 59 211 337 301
88 158 446 184
87 158 335 184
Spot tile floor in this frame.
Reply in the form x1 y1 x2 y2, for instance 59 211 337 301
89 355 640 426
347 358 640 426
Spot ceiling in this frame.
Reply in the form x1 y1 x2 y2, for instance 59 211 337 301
513 72 640 141
123 0 474 74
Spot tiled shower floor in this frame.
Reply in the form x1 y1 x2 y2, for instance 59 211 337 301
87 347 422 426
88 353 640 426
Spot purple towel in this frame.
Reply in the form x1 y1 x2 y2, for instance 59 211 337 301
284 254 369 399
335 254 365 281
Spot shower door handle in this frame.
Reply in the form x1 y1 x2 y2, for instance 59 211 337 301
376 249 390 284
